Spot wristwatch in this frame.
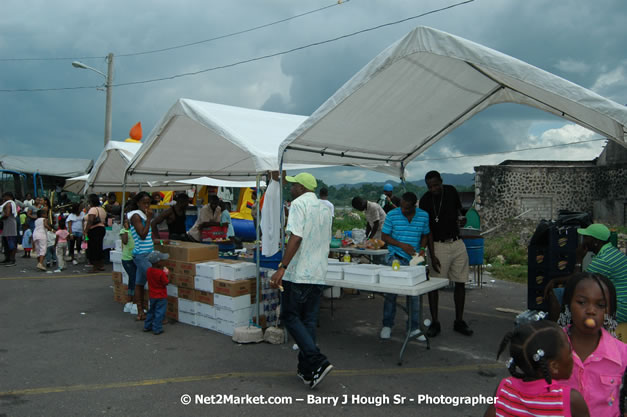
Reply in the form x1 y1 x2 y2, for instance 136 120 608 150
278 262 288 269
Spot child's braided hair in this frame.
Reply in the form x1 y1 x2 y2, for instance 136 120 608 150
497 320 565 387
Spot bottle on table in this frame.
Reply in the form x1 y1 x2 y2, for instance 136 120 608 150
342 251 351 263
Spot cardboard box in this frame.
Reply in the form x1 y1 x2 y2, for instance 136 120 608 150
112 272 123 284
166 296 178 321
178 298 196 314
214 293 252 310
195 302 215 318
177 287 196 301
173 273 194 289
213 278 255 297
154 240 218 262
195 290 214 305
194 276 214 293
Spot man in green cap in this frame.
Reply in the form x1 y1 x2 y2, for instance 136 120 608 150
576 223 627 335
270 172 334 389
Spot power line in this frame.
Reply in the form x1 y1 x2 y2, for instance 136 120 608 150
0 0 474 92
412 137 607 162
0 1 351 62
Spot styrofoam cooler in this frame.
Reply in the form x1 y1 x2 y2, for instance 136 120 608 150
194 276 214 292
379 266 427 286
196 262 221 278
343 265 386 284
109 250 123 263
112 262 124 273
166 284 178 297
326 263 344 280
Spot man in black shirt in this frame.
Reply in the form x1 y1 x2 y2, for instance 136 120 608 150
381 183 401 214
419 171 473 337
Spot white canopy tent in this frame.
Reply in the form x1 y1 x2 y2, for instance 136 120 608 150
83 141 187 193
63 174 89 194
176 177 266 188
279 26 627 176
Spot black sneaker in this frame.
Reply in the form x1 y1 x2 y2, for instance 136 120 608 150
5 261 16 267
453 320 473 336
426 321 441 338
310 362 333 389
297 370 312 385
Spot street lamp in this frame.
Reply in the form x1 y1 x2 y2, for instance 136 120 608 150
72 52 114 147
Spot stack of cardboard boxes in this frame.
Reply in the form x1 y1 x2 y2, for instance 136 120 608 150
110 240 276 337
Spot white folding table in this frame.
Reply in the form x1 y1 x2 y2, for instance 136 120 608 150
324 277 449 365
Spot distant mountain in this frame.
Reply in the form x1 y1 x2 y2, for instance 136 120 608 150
333 172 475 189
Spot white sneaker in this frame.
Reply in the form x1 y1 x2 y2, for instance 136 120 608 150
409 329 427 342
53 269 62 273
130 304 138 315
123 302 132 313
380 326 392 339
72 260 78 265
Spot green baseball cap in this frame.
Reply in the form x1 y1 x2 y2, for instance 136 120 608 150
285 172 317 191
577 223 610 241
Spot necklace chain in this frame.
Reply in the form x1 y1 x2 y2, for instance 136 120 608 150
433 187 444 223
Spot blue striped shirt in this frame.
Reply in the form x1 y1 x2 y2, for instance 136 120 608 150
586 243 627 322
381 207 430 260
130 217 153 255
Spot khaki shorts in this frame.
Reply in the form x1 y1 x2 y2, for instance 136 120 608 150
428 239 469 283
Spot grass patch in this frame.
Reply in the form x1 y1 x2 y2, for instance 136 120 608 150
484 232 527 265
332 209 366 234
486 263 527 284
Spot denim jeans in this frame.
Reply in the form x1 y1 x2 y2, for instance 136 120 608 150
68 232 82 258
45 246 58 264
382 253 420 331
144 298 167 334
133 252 151 287
122 260 137 296
280 281 327 374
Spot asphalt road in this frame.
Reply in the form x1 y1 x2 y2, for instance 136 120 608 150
0 255 527 417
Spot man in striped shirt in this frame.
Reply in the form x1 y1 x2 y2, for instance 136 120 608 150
379 192 431 340
577 224 627 336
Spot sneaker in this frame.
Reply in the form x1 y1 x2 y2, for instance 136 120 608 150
72 260 78 265
37 263 47 271
153 330 163 335
143 327 152 332
123 302 132 313
409 329 427 342
5 261 16 267
310 362 333 389
380 326 392 339
453 320 474 336
297 370 312 385
130 304 138 315
53 269 62 273
426 321 441 338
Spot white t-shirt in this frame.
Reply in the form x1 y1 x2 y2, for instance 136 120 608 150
320 199 335 217
66 212 85 234
365 201 386 240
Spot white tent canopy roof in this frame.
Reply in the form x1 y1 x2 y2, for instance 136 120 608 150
125 99 322 182
279 26 627 174
176 177 266 188
84 141 186 193
0 155 93 178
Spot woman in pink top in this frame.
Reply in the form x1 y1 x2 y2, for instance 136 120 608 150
485 320 589 417
556 272 627 417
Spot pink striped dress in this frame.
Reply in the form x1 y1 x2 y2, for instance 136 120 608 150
494 377 571 416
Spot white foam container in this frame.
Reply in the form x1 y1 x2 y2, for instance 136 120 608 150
196 314 217 330
178 311 197 326
178 298 196 314
214 293 251 310
166 284 178 297
112 262 124 273
195 302 215 318
215 306 252 323
196 262 221 278
109 250 123 263
194 276 214 292
343 265 386 284
220 263 256 281
326 263 344 280
379 266 427 286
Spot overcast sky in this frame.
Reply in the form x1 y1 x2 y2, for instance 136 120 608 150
1 0 625 185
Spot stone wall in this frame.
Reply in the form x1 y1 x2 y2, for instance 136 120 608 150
474 164 627 228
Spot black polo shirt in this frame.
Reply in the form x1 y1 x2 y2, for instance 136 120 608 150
419 184 462 242
383 195 401 214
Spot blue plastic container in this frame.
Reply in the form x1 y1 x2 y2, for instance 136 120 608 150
185 214 197 232
253 251 282 270
232 218 256 241
463 238 484 266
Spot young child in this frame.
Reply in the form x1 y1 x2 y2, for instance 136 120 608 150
556 272 627 417
485 320 589 417
33 209 52 271
120 216 137 314
21 228 32 258
143 250 170 335
45 229 57 268
54 219 69 272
